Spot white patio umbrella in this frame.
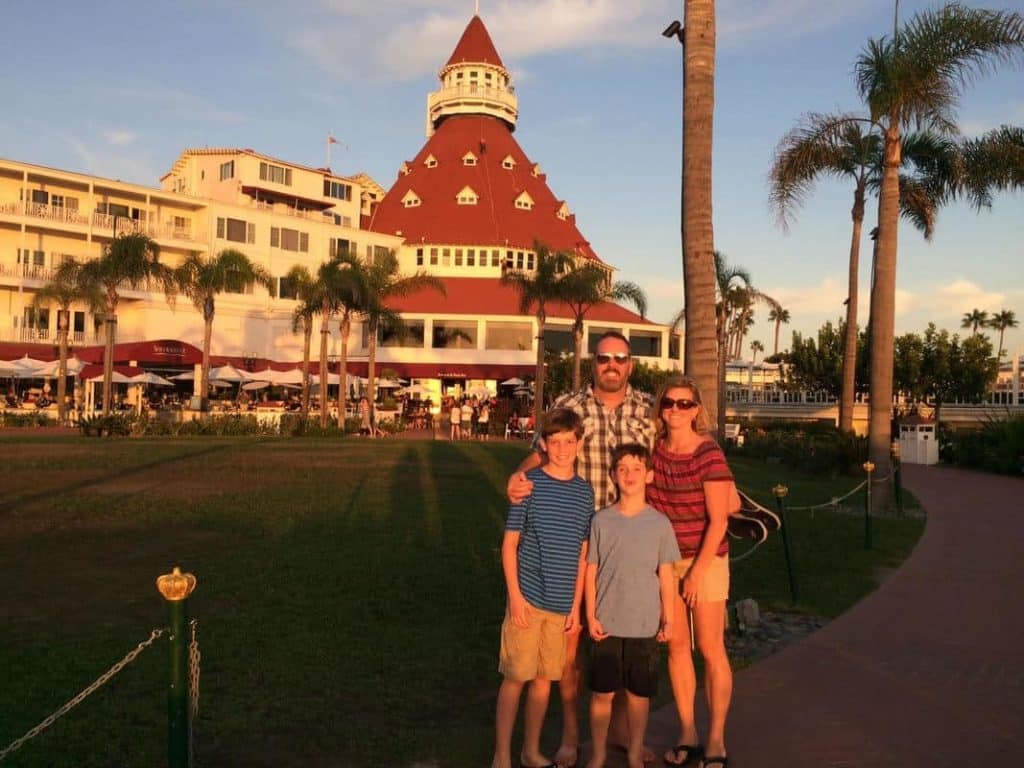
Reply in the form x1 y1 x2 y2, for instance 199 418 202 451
85 371 135 384
169 371 195 381
499 377 525 387
37 356 87 377
209 363 251 382
376 378 403 389
242 381 270 391
270 368 306 385
1 357 46 377
130 372 174 386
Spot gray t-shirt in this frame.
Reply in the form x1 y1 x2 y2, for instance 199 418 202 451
587 505 681 638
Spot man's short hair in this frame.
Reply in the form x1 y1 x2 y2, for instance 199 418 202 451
594 330 630 350
542 407 584 439
609 443 652 476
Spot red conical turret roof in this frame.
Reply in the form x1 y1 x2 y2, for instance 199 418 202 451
446 15 505 68
368 115 599 262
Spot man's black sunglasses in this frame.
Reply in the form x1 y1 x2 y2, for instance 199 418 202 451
660 397 699 411
595 353 631 365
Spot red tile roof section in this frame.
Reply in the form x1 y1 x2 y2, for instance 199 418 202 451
387 277 653 325
367 115 601 261
445 15 505 68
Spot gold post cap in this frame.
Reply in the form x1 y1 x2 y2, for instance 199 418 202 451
156 566 197 602
863 461 876 473
772 484 789 498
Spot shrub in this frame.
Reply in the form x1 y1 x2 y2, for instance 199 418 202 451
738 421 867 476
939 414 1024 475
79 413 135 437
1 411 52 428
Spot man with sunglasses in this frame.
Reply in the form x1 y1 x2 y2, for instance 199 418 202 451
507 330 656 768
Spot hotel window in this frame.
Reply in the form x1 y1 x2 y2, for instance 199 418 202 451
97 202 131 218
516 252 525 270
629 332 662 358
28 189 49 205
374 245 390 260
50 195 79 210
416 248 424 266
433 321 477 349
424 154 438 168
259 162 292 186
219 160 235 181
324 180 352 201
402 190 422 208
454 249 463 266
526 253 535 270
430 248 438 266
466 249 475 267
224 276 255 295
485 72 493 81
331 237 351 257
485 321 532 351
501 155 515 169
217 217 255 244
442 248 451 266
456 185 478 205
17 248 46 267
370 319 425 348
491 249 501 267
277 275 299 300
73 311 85 334
271 227 309 252
462 152 477 167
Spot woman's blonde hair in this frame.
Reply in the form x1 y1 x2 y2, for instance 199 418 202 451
653 375 710 439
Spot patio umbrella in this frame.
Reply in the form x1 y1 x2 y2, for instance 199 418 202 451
130 372 174 386
169 371 195 381
242 381 270 391
85 371 135 384
209 363 251 382
499 377 525 387
37 356 87 377
376 378 403 389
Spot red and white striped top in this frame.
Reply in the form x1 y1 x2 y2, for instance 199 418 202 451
648 439 734 559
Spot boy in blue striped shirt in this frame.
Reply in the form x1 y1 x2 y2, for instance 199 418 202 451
493 408 595 768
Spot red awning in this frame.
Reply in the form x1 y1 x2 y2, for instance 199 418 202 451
343 362 534 379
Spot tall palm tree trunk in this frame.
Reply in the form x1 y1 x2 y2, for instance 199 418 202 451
683 0 720 434
572 320 584 392
56 322 69 425
773 319 781 357
319 312 330 428
839 186 866 432
337 314 351 429
301 321 312 417
201 298 214 412
534 311 546 426
101 299 116 418
367 321 378 438
868 121 901 512
997 328 1006 359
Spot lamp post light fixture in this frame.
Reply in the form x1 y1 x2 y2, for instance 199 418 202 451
662 19 684 44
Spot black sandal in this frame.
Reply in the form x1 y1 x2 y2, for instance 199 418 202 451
664 744 703 766
702 756 729 767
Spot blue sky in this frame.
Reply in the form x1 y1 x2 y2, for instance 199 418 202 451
2 0 1022 355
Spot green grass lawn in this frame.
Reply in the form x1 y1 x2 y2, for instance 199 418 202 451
0 436 924 767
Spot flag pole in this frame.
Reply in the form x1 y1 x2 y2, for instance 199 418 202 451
326 134 331 170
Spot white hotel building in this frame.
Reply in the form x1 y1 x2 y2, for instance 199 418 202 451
0 14 680 394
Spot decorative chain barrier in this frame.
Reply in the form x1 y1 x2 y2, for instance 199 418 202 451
787 479 868 512
188 618 201 767
0 628 166 762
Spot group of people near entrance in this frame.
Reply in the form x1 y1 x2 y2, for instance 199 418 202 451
494 331 737 768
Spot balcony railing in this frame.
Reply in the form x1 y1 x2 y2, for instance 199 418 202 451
0 261 54 281
1 200 198 242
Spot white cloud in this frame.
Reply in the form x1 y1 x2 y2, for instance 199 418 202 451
927 278 1005 314
103 130 137 146
282 0 889 82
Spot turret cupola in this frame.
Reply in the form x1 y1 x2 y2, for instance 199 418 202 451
425 15 518 136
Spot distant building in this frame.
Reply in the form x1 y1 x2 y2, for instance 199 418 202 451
0 13 679 397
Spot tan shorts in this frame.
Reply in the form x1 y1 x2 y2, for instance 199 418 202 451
674 554 730 604
498 604 567 682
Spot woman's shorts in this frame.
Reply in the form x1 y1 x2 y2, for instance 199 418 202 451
498 605 567 682
674 554 730 604
589 635 659 698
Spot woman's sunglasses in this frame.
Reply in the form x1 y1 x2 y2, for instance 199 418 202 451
661 397 699 411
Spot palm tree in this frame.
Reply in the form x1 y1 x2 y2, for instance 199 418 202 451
361 250 444 436
961 308 989 337
33 259 102 424
770 112 958 432
76 233 176 417
987 309 1018 359
285 266 318 418
956 125 1024 206
312 253 365 429
174 249 272 412
750 339 764 365
680 0 720 432
855 3 1024 497
767 306 791 356
501 244 573 424
558 262 647 391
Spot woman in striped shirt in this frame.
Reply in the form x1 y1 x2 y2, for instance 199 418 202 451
647 375 734 768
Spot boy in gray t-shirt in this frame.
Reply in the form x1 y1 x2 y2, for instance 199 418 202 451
585 443 680 768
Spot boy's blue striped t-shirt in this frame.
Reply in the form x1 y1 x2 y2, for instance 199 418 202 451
505 468 594 615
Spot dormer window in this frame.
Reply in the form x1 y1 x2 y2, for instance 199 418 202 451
531 163 542 178
556 202 570 221
514 191 534 211
502 155 516 170
402 189 422 208
462 152 478 167
424 154 438 168
399 162 411 176
456 185 479 206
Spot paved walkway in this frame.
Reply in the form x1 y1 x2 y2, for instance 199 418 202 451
638 464 1024 767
